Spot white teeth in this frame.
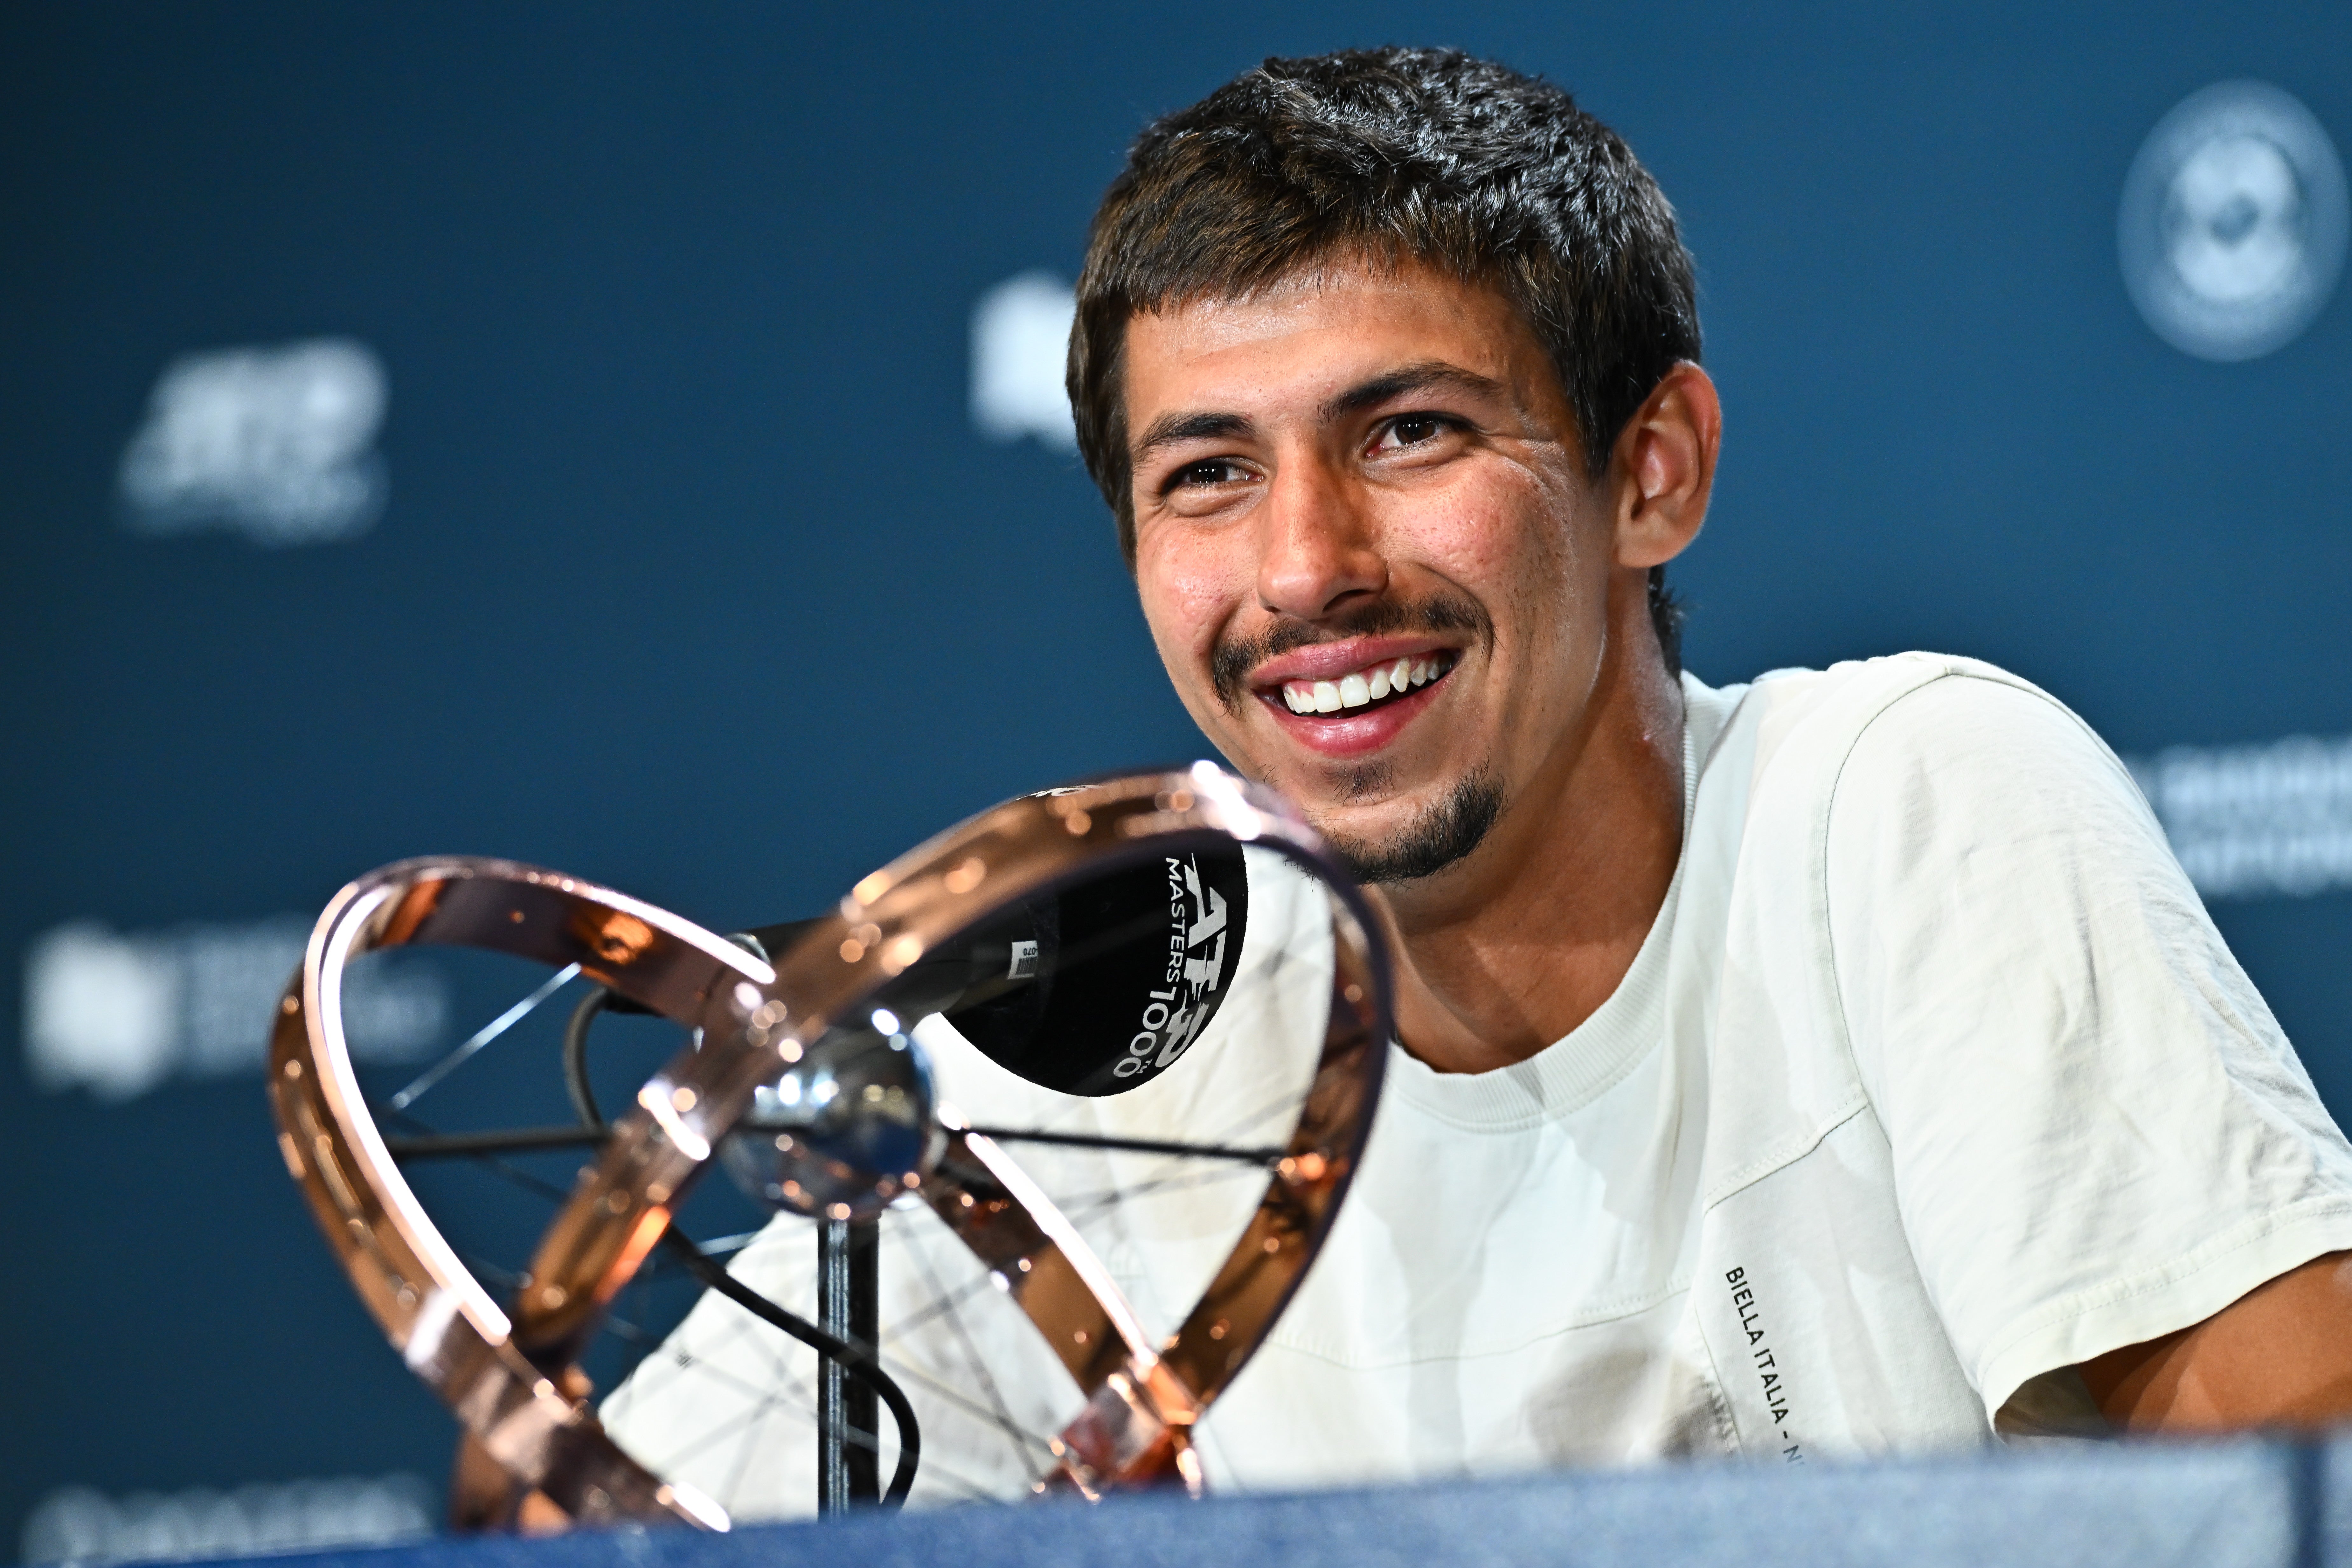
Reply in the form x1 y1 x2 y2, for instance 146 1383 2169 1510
1277 654 1451 716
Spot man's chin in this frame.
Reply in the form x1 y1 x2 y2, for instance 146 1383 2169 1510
1310 769 1506 886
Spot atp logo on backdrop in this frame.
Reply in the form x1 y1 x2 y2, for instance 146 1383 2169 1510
2120 81 2348 362
118 337 389 544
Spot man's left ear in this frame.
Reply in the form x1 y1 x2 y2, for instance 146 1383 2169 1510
1611 362 1721 570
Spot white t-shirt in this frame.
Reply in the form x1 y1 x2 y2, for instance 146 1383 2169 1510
602 653 2352 1513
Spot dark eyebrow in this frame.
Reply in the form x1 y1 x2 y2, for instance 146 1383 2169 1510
1321 360 1505 421
1128 361 1503 468
1131 411 1256 465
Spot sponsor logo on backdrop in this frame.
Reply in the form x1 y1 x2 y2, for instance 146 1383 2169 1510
21 1475 431 1566
2127 735 2352 898
2120 81 2347 362
970 272 1077 450
119 338 389 545
22 917 445 1100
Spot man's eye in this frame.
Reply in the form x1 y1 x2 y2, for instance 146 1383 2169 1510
1172 460 1245 489
1377 414 1454 451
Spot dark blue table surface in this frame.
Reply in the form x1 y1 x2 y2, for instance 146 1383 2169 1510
183 1434 2352 1568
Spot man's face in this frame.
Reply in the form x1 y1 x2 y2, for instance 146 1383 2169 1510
1124 258 1619 883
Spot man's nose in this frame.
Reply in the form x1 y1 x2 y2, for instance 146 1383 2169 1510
1255 458 1387 620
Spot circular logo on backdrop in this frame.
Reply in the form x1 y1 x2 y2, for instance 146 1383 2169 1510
2120 81 2347 361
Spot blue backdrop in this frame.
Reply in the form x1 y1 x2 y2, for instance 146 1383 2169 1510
4 3 2348 1556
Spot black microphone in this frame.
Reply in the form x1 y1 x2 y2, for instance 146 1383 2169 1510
741 843 1250 1097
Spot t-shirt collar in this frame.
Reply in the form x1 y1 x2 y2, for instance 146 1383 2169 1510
1382 675 1710 1131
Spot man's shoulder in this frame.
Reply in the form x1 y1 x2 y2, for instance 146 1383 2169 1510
1689 651 2091 795
1680 651 2143 897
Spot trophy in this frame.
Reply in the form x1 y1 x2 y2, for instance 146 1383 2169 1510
267 765 1390 1526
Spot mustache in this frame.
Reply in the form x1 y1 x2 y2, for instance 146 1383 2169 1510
1210 592 1492 710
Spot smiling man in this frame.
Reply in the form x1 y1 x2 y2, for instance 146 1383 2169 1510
1056 46 2352 1470
601 48 2352 1510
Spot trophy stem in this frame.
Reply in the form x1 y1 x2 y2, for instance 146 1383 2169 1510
817 1217 882 1511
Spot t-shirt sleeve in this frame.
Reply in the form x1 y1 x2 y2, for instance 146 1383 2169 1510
1824 671 2352 1420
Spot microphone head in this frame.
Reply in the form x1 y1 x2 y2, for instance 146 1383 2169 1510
942 844 1250 1096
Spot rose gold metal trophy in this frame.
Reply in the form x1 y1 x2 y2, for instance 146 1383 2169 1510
268 764 1389 1528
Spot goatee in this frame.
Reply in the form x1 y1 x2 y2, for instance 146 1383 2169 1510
1322 769 1504 885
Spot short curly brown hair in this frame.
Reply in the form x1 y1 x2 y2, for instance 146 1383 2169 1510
1065 46 1702 669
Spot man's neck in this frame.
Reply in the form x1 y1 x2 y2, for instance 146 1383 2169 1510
1371 594 1687 1075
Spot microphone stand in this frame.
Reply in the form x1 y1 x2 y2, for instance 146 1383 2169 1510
739 921 886 1513
817 1217 882 1512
